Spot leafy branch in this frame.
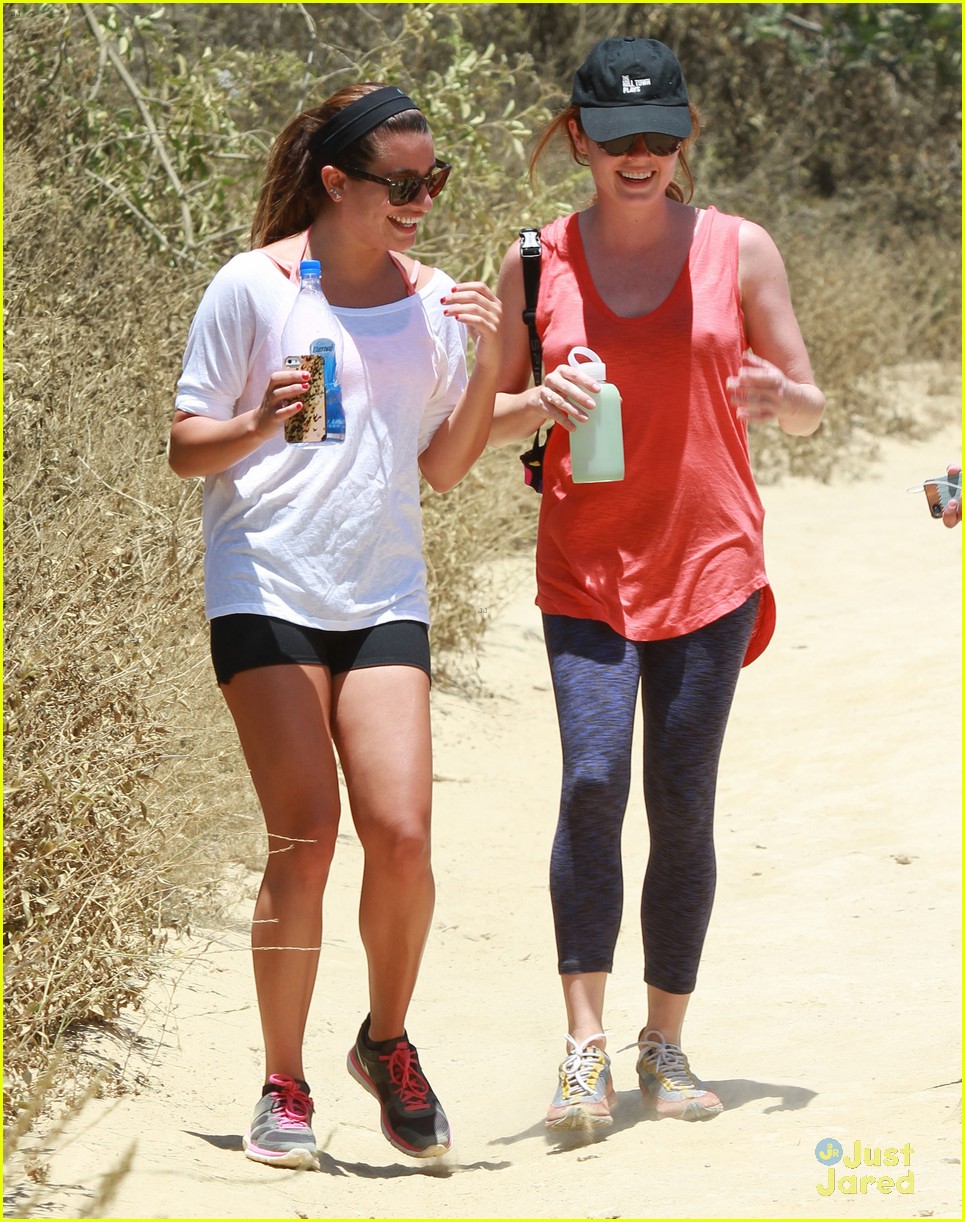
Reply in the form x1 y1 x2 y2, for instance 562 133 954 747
81 3 195 253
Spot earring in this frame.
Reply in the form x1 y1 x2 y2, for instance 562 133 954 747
330 190 341 201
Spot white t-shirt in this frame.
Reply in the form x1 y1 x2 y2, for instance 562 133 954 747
175 251 468 629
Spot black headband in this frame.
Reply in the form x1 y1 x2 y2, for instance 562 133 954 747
313 86 419 162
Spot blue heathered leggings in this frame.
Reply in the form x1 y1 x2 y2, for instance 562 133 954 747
543 592 760 995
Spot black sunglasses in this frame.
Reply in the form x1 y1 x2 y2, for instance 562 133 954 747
596 132 683 158
339 159 452 206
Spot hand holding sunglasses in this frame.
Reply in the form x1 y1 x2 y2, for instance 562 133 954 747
339 159 452 206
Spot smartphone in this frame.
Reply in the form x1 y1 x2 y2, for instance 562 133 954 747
282 353 327 445
922 471 962 519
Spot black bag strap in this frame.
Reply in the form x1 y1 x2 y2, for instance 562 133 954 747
519 227 542 387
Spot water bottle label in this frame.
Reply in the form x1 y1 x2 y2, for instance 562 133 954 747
325 385 346 443
315 338 345 443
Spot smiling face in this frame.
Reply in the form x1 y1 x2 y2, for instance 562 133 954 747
569 117 679 205
323 129 440 250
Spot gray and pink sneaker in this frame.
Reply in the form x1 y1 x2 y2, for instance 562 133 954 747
545 1033 617 1132
243 1074 319 1170
634 1029 723 1120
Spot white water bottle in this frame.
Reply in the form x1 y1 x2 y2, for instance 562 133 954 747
567 345 624 483
281 260 345 446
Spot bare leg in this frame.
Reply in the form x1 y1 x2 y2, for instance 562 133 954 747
561 972 609 1049
636 984 721 1119
643 985 690 1046
545 971 616 1131
332 665 434 1041
221 664 340 1082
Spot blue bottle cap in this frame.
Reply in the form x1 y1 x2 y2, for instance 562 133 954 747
299 259 322 277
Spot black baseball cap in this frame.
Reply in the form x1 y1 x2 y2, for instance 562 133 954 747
571 37 692 142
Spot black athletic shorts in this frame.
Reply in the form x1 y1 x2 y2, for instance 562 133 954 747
209 613 431 686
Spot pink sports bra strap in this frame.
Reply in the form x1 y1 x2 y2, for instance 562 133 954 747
259 232 420 293
257 230 310 282
389 253 421 296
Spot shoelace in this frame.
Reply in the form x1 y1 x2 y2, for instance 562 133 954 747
558 1033 607 1100
633 1035 697 1090
268 1075 314 1128
383 1041 431 1111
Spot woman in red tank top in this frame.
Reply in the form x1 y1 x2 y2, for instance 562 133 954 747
491 37 825 1135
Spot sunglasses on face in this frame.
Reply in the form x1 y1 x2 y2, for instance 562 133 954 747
340 158 452 206
596 132 683 157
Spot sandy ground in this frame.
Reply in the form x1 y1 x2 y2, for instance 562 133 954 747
6 413 962 1221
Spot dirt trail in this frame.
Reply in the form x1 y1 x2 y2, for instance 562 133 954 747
6 414 961 1221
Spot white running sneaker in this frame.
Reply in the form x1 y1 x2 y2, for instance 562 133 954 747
634 1029 723 1121
545 1033 617 1132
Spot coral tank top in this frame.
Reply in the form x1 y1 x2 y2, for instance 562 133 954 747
534 206 775 665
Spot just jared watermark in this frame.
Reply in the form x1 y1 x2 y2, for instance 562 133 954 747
815 1137 915 1197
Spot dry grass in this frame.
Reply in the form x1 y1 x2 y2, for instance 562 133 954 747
3 149 243 1119
703 191 962 484
422 446 539 689
2 1047 135 1218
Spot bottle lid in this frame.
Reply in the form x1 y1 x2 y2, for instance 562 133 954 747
568 345 606 381
299 259 322 278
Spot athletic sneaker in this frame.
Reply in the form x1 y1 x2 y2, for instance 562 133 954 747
634 1029 723 1121
346 1015 451 1158
545 1033 617 1132
243 1074 320 1170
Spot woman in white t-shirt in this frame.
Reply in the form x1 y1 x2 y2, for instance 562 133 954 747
169 83 500 1170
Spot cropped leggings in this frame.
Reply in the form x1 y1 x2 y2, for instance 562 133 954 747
543 591 759 995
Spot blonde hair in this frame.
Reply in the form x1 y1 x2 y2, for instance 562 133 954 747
530 103 700 204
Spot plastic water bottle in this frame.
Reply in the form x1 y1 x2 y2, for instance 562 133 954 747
281 260 345 446
567 346 624 483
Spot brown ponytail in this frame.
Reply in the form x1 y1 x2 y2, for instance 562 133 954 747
529 103 701 205
250 83 429 248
